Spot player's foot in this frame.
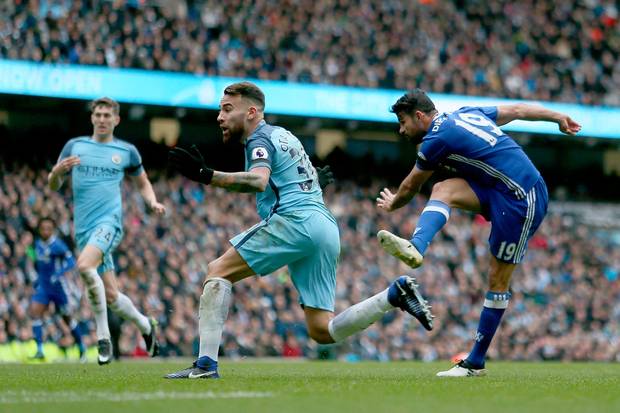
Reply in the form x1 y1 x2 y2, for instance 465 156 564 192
377 230 423 268
436 359 486 377
143 317 160 357
97 339 112 365
29 351 45 361
165 357 219 379
78 346 88 363
387 275 434 331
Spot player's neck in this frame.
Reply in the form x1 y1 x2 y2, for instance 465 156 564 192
92 134 114 143
241 118 264 143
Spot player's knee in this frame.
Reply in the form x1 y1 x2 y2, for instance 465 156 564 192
430 181 452 202
307 324 333 344
205 260 235 285
76 260 89 275
104 285 118 304
76 257 94 274
30 305 43 318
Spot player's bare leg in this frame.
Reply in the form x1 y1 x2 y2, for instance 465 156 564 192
102 271 158 357
77 245 111 365
165 247 254 379
379 178 481 268
437 257 516 377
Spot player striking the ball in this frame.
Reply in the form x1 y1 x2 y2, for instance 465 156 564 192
48 97 166 364
376 89 581 376
165 82 433 379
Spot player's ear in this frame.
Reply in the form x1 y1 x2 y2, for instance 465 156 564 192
114 115 121 126
247 105 257 120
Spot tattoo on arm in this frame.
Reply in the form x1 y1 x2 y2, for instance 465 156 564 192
211 171 267 192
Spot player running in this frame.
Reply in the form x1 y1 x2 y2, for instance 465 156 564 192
165 82 433 379
376 89 581 377
48 97 166 365
30 217 85 361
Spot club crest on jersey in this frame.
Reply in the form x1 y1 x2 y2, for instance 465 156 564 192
111 154 122 164
251 147 268 161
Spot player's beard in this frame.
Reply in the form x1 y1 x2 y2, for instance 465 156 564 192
222 122 245 144
403 130 424 145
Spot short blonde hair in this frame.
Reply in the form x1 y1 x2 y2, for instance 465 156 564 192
89 97 120 115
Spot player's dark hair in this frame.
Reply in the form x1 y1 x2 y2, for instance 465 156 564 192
38 216 56 228
90 97 120 115
391 89 436 115
224 82 266 111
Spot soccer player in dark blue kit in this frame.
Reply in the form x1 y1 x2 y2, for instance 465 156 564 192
376 89 581 376
30 217 86 361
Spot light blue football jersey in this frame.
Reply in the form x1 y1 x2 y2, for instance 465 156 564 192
57 136 144 234
244 121 334 221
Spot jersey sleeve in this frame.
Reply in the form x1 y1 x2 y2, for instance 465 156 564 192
415 133 450 171
55 240 76 273
246 133 276 171
465 106 498 122
126 144 145 176
57 138 76 162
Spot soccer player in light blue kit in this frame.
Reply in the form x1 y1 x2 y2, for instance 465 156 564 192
165 82 433 379
376 89 581 376
30 217 85 361
48 97 166 365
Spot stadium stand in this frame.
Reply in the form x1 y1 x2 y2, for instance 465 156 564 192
1 166 619 362
0 0 618 105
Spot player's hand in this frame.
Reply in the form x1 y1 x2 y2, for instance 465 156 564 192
168 145 214 185
558 116 581 135
376 188 396 212
52 156 80 176
148 201 166 216
316 165 334 189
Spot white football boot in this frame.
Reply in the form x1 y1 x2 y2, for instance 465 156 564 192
436 360 486 377
377 230 424 268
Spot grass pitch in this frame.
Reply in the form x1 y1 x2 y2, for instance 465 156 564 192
1 360 618 413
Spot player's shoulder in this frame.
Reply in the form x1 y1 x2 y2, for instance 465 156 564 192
63 136 89 148
452 105 498 121
247 122 279 148
424 112 453 140
110 137 139 152
249 122 279 140
50 236 69 251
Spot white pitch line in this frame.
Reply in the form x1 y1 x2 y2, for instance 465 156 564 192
0 390 274 404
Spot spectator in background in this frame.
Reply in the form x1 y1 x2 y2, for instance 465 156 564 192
1 164 619 363
0 0 618 105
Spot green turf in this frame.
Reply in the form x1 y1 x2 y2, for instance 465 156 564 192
1 360 618 413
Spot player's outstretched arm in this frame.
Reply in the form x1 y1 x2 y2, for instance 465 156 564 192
211 167 270 193
48 156 80 191
495 103 582 135
131 172 166 215
168 145 270 193
377 166 434 212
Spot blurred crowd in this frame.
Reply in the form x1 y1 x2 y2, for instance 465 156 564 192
1 165 619 362
1 0 619 105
